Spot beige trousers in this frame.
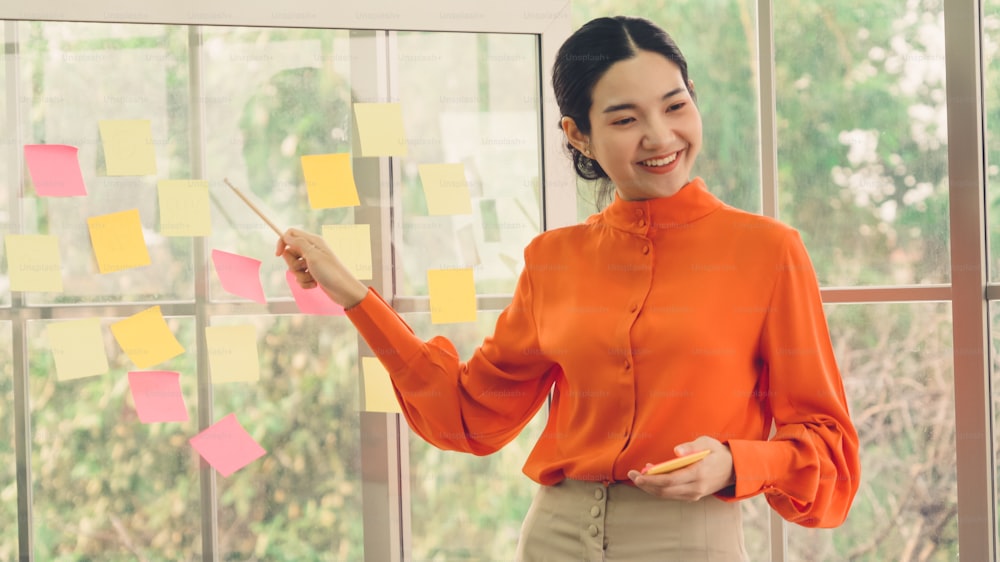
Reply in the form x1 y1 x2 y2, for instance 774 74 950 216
515 479 748 562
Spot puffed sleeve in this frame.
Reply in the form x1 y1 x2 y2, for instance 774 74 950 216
724 230 861 528
345 247 558 455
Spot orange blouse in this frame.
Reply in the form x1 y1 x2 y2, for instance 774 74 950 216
346 177 860 528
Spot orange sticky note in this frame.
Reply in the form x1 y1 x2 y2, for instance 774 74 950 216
87 209 152 274
158 179 211 236
189 413 266 477
98 119 157 176
206 325 260 383
427 268 477 324
418 163 473 215
321 224 372 280
110 306 185 369
301 153 360 209
353 103 408 157
23 144 88 197
5 234 63 292
361 356 402 413
127 371 189 423
46 318 109 381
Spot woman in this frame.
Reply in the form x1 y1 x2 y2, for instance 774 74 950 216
277 16 860 561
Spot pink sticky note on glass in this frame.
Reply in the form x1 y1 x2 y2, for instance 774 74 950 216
285 270 345 315
212 249 266 304
127 371 189 423
189 413 266 477
24 144 88 197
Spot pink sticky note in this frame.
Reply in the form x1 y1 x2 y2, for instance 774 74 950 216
24 144 88 197
127 371 189 423
212 249 266 304
189 413 266 477
285 270 345 316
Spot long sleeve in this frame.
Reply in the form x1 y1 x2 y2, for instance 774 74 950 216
724 231 861 528
345 253 558 455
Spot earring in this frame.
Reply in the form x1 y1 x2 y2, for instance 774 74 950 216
584 146 592 158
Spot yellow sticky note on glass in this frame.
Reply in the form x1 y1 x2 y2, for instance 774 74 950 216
158 179 211 236
206 325 260 383
428 268 477 324
361 357 402 413
418 163 473 215
353 103 408 157
301 153 360 209
110 306 185 369
98 119 157 176
47 318 109 381
322 224 373 280
87 209 152 274
5 234 63 292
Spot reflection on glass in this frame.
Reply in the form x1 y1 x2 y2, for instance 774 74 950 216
28 317 201 560
787 303 956 560
775 3 949 287
200 27 355 301
403 311 541 559
991 303 1000 553
985 2 1000 280
211 314 364 560
17 22 194 304
396 32 543 296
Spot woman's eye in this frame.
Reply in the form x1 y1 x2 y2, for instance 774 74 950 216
668 102 686 112
612 117 634 125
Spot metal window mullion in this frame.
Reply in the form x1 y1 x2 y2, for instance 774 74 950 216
944 0 996 560
5 19 34 562
755 0 785 559
186 25 219 562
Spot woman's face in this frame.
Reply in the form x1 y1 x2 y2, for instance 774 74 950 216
565 50 703 201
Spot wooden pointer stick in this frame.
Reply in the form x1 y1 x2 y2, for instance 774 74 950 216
223 178 283 237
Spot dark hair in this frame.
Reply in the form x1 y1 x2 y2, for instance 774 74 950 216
552 16 694 209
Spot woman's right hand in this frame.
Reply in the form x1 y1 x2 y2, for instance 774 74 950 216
275 228 369 309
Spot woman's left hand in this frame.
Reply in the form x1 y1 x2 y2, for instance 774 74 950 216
627 436 736 501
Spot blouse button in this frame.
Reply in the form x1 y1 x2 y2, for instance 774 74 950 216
624 360 631 370
634 209 643 216
590 505 602 517
588 524 599 537
593 488 604 500
638 219 647 228
642 245 650 255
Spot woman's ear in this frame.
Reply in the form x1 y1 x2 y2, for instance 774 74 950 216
560 116 590 155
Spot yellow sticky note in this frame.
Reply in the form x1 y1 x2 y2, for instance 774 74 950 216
158 179 211 236
418 163 473 215
301 153 360 209
206 325 260 383
428 268 477 324
87 209 152 274
322 224 373 281
98 119 157 176
361 357 402 413
5 234 63 292
47 318 109 381
353 103 408 157
110 306 185 369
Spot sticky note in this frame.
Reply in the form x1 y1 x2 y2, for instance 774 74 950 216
87 209 152 274
127 371 189 423
110 306 185 369
98 119 157 176
301 153 360 209
321 224 373 280
211 250 266 304
189 413 266 477
206 325 260 383
361 356 402 413
5 234 63 292
23 144 88 197
158 179 211 236
353 102 408 157
46 318 109 381
418 163 473 215
285 270 346 316
427 268 477 324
